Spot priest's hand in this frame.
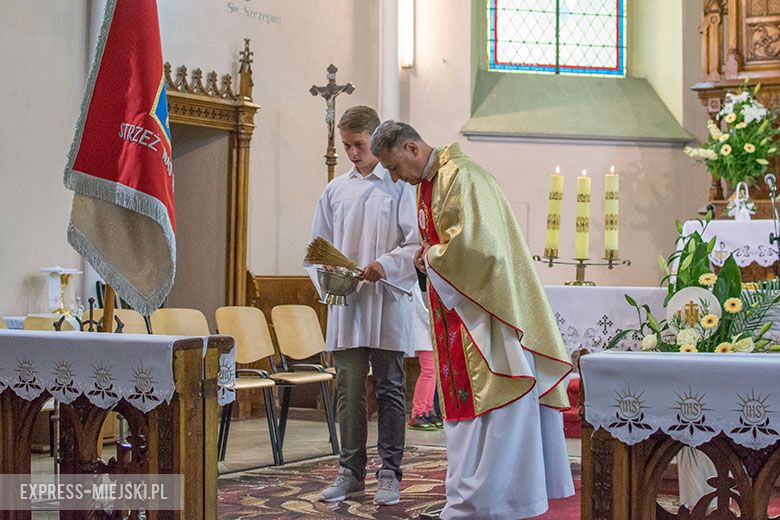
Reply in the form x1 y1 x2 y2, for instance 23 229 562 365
361 261 386 282
415 241 431 272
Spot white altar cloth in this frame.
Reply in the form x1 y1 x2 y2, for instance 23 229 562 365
544 285 666 353
681 219 779 267
0 329 235 411
581 351 780 449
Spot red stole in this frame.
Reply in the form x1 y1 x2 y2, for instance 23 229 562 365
418 179 475 420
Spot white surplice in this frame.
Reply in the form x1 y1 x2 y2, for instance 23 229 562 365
306 163 418 354
427 267 574 520
412 288 433 351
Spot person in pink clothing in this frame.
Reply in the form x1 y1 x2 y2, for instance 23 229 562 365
408 289 441 430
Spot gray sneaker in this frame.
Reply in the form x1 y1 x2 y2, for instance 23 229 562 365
373 469 400 505
319 467 365 502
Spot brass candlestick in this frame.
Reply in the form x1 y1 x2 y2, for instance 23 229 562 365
532 255 631 286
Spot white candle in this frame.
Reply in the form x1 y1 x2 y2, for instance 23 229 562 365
604 165 619 259
544 166 564 258
574 169 591 260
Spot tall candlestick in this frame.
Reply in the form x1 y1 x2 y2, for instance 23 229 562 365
604 165 619 259
575 169 591 260
544 166 564 258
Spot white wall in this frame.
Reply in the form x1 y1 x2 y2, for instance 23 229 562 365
0 1 88 315
632 0 684 124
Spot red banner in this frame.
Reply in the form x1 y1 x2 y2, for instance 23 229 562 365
64 0 175 315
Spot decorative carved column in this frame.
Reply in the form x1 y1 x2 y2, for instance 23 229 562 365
725 0 743 78
701 0 724 81
232 39 257 306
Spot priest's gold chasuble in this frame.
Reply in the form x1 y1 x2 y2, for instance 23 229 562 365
417 144 571 420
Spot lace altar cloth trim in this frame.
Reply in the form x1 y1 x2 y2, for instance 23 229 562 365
545 285 667 354
0 329 235 412
681 220 779 267
581 351 780 449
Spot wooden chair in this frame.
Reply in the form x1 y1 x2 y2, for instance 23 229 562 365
83 309 150 334
22 316 75 331
270 305 339 458
150 308 210 335
271 304 335 375
215 306 282 465
151 307 242 460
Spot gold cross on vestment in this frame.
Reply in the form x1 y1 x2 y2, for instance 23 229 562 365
310 64 355 182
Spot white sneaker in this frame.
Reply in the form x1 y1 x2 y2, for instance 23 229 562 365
373 469 400 505
319 467 365 502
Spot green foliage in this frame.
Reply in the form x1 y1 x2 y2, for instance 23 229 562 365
609 211 780 354
731 280 780 337
662 213 715 306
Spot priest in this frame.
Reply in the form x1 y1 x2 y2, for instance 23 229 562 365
370 120 574 519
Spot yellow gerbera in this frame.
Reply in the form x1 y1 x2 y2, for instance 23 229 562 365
724 297 743 314
744 143 756 153
715 342 734 353
735 122 747 129
700 314 720 329
725 113 737 124
698 273 718 286
721 144 733 156
679 344 699 353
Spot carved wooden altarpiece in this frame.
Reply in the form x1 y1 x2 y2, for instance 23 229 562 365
694 0 780 213
165 39 259 306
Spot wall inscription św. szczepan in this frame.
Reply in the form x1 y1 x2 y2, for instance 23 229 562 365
226 1 282 25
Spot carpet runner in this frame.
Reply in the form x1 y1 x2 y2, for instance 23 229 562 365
218 446 581 519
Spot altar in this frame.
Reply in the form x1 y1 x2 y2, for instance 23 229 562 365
681 220 779 281
545 285 666 353
580 350 780 519
0 329 235 519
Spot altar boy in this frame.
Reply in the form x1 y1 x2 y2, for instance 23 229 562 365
306 106 418 506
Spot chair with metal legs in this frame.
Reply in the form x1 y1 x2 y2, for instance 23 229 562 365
270 305 339 459
215 306 283 465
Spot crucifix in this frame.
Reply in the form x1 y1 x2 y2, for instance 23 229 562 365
310 64 355 182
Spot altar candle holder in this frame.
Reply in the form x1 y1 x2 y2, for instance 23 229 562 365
532 255 631 286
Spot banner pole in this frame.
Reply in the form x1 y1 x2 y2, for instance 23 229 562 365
102 284 116 332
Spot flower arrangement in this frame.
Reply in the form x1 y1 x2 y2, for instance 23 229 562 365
684 80 780 187
609 213 780 353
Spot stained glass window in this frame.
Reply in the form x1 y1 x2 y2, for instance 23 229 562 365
488 0 626 76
